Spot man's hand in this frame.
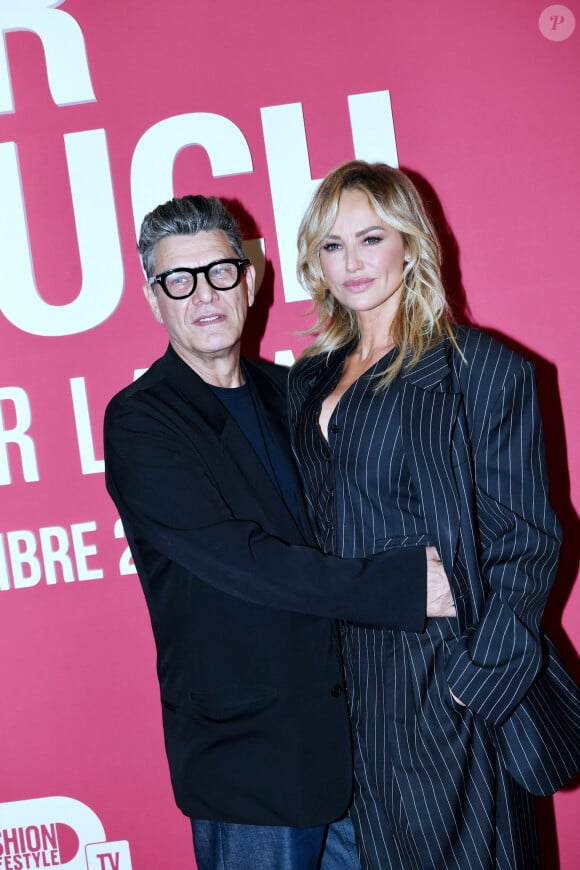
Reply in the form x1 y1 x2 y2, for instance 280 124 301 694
426 546 456 618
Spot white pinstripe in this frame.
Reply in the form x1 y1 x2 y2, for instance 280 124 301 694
288 327 579 868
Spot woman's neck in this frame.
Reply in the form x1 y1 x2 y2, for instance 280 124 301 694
355 311 396 362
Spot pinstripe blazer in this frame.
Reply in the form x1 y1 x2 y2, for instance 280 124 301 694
289 326 580 796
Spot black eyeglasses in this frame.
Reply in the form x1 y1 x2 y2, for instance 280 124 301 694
149 258 251 299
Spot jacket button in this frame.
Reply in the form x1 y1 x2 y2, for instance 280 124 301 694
331 684 342 698
330 424 340 433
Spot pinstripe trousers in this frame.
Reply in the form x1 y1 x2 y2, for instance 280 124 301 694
343 618 538 869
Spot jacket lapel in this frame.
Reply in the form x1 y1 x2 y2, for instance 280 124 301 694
399 342 462 583
159 347 307 542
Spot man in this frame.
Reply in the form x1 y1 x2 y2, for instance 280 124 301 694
104 195 454 869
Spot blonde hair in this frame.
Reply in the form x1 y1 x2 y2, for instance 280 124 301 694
297 160 457 385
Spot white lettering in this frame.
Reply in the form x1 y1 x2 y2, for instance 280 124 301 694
71 521 103 580
261 90 399 302
0 387 39 485
130 112 266 293
7 529 41 588
131 112 253 238
0 0 95 114
39 525 75 583
114 518 136 575
70 377 104 474
0 131 123 336
0 89 398 337
0 521 104 589
347 90 398 165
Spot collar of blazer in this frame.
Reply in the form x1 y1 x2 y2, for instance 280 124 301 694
400 336 457 393
156 344 236 438
157 344 287 432
303 333 461 395
158 345 312 542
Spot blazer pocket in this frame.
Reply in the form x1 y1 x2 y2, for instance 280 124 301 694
375 533 432 550
440 637 469 717
178 685 278 723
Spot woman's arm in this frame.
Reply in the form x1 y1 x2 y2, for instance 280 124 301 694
445 337 561 726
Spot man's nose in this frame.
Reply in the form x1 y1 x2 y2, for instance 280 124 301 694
193 275 219 302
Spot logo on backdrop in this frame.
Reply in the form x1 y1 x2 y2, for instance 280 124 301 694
0 797 131 869
539 5 576 40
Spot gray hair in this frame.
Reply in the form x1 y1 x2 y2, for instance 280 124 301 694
137 195 244 277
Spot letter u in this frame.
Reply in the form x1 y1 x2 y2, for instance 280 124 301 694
0 129 124 336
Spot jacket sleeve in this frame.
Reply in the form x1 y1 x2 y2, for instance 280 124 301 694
445 345 562 725
104 396 426 631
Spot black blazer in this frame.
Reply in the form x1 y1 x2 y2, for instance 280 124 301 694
104 345 426 825
289 327 580 797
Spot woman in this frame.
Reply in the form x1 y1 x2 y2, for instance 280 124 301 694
288 161 580 869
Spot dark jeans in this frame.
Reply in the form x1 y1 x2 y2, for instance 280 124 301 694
191 814 360 869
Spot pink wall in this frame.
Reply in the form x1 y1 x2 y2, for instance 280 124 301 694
0 1 578 867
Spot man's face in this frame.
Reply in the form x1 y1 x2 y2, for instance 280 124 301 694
144 231 255 378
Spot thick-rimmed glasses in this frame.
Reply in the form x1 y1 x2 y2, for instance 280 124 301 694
149 258 251 299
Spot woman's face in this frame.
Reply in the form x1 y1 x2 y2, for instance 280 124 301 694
319 188 406 325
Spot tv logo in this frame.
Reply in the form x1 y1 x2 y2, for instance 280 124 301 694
85 843 131 870
0 797 131 869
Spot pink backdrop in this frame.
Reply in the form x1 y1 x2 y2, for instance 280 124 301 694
0 1 578 867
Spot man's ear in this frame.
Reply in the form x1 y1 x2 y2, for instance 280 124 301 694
143 281 164 324
245 264 257 308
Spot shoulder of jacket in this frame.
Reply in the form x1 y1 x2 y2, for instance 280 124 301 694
290 350 331 380
452 326 531 378
105 356 166 411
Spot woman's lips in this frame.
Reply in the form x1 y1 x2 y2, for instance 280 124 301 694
343 278 374 292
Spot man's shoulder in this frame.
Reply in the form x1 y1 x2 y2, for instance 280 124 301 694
106 356 167 414
104 350 197 438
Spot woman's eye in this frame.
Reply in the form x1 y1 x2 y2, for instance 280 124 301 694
363 235 382 246
322 242 341 251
